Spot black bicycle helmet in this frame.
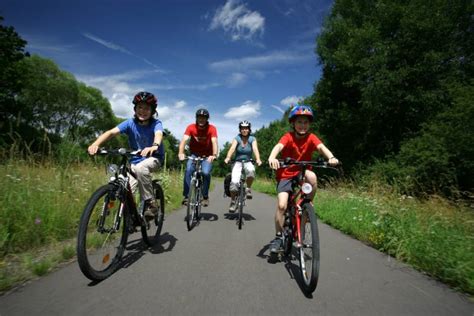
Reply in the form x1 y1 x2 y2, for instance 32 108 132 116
195 108 210 119
133 91 157 112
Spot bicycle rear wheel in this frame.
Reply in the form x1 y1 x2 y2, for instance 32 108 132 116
237 184 245 230
77 184 128 281
298 203 320 294
186 178 198 231
141 181 165 246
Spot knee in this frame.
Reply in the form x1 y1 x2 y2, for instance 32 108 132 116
277 201 287 213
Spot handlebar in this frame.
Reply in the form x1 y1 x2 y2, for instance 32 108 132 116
93 148 162 159
277 158 341 173
96 148 142 156
229 158 255 164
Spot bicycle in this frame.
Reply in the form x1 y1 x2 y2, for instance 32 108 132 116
184 156 207 231
274 158 339 295
229 159 255 230
77 148 165 281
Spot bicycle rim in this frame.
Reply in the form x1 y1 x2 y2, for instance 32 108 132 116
186 179 197 230
196 185 202 222
77 184 128 281
142 181 165 246
238 185 245 229
298 203 320 294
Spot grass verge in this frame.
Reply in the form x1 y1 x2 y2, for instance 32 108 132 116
253 177 474 295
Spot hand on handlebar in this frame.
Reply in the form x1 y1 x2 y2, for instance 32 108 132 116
328 157 339 166
178 153 186 161
88 145 99 155
268 158 280 170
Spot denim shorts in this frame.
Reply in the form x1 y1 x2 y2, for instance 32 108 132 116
276 178 293 193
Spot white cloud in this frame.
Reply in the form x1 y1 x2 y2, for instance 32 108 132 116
209 0 265 42
227 72 247 87
280 95 303 107
174 100 187 108
224 100 261 121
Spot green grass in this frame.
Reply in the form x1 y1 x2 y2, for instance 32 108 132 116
253 177 474 295
0 159 185 292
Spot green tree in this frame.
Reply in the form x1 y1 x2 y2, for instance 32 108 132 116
313 0 473 171
0 17 28 140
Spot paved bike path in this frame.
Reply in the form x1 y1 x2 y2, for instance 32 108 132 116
1 182 472 315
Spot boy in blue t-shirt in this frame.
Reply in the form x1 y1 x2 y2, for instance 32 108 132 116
88 91 164 220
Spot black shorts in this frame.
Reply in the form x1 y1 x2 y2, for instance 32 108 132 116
276 178 293 193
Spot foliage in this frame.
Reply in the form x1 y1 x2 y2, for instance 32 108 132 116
0 16 28 126
309 0 473 195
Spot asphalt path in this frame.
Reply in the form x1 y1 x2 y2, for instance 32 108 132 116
1 182 473 315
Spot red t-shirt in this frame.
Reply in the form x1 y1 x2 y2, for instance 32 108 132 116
276 132 322 181
184 123 218 156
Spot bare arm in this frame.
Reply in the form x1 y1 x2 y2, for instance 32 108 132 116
178 134 191 160
268 143 284 170
317 143 339 166
88 127 120 155
140 130 163 157
208 136 218 162
224 139 238 164
252 139 262 166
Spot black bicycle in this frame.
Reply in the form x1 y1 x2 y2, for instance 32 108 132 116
230 159 255 229
185 156 207 231
276 158 339 295
77 148 165 281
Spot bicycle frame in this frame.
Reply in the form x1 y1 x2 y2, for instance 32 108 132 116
185 156 207 230
287 169 310 248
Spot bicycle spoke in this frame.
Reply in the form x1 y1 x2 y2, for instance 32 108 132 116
77 185 128 281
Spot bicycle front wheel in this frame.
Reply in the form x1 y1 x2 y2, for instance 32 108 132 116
298 203 320 294
186 178 198 231
141 181 165 246
77 184 128 281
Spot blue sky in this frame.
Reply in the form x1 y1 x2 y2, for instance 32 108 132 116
2 0 333 146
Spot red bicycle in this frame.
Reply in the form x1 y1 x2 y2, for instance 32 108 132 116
275 158 339 295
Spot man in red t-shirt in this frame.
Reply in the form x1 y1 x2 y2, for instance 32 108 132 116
178 108 218 206
267 105 339 253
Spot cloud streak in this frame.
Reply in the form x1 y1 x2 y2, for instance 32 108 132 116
209 50 312 73
82 32 162 70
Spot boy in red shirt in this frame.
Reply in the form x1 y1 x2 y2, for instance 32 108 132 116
178 108 218 206
267 105 339 253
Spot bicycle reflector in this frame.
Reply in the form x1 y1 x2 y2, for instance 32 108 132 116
302 182 313 194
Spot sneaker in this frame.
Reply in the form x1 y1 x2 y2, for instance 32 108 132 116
144 200 158 221
202 198 209 207
246 188 252 199
182 198 188 206
228 200 236 213
269 236 283 253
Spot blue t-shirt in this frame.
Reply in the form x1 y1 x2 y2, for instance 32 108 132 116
117 118 165 164
234 135 254 161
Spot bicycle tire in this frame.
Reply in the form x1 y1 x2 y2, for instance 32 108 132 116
283 215 293 257
298 203 320 294
141 181 165 246
238 184 245 229
186 178 197 230
77 184 128 281
196 184 202 222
